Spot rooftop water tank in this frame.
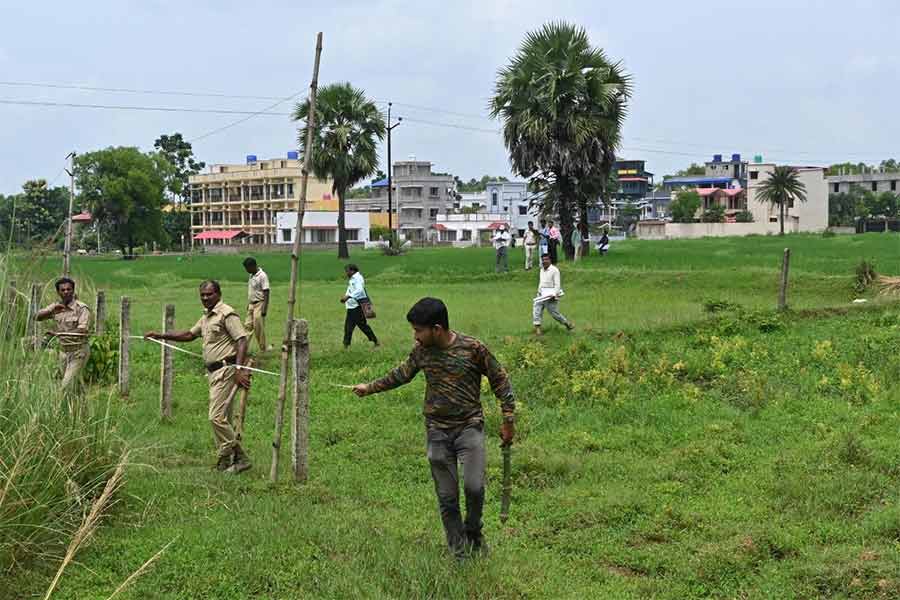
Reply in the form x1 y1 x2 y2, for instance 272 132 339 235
732 153 741 162
713 154 722 163
246 155 258 164
287 151 299 160
753 155 763 164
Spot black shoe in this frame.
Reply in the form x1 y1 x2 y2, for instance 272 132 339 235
466 533 489 556
215 454 232 471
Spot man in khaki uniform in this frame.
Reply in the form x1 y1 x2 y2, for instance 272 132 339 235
145 280 253 474
36 277 92 391
243 257 271 353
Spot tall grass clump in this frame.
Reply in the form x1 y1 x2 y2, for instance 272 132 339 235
0 256 125 578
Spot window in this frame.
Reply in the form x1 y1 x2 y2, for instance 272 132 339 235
430 208 439 218
492 191 498 206
287 183 294 197
313 229 334 243
220 166 228 173
346 229 359 241
833 183 839 193
872 181 878 192
442 230 457 242
461 230 472 241
282 229 292 242
750 171 758 180
281 161 287 168
769 216 778 223
453 202 460 210
893 181 897 192
429 187 439 197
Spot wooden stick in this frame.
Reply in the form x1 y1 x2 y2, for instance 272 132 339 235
28 283 40 351
235 358 254 442
118 296 130 397
291 319 310 482
95 290 106 335
160 304 175 419
272 32 323 484
778 248 791 311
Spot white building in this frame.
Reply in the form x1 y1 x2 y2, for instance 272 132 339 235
275 211 371 244
432 213 511 247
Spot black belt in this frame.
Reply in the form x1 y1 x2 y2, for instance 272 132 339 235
206 356 237 373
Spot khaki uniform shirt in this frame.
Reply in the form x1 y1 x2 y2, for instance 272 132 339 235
44 299 91 352
189 301 247 365
247 269 270 304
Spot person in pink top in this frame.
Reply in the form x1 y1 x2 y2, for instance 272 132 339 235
547 221 561 264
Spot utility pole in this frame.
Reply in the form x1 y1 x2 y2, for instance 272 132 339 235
63 152 76 276
386 103 402 247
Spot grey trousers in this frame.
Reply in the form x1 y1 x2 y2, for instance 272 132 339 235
533 298 570 326
495 246 508 272
426 424 486 554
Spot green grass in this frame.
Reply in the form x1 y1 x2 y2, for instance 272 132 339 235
7 234 900 598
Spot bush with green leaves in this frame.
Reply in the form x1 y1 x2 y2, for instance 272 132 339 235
669 190 701 223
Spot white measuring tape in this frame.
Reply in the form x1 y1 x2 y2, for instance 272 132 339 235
130 336 279 376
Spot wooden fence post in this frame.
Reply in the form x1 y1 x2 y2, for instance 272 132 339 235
95 290 106 335
778 248 791 311
160 304 175 419
27 283 41 351
291 319 310 483
118 296 130 397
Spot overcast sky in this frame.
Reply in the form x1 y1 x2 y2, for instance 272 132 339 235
1 0 898 195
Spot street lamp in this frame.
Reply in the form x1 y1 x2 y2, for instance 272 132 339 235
386 102 402 247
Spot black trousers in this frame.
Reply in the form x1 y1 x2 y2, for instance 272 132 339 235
548 239 559 264
344 306 378 346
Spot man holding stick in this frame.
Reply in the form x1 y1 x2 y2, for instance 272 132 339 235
145 280 253 474
533 253 574 336
36 276 92 391
351 297 515 558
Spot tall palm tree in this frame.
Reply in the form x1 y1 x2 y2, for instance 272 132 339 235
490 21 631 259
293 83 385 259
756 166 807 235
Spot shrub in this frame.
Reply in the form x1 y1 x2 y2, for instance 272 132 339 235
735 210 754 223
701 205 726 223
670 190 701 223
854 260 877 293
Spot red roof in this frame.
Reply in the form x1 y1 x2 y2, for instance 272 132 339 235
697 187 744 197
71 211 93 222
487 222 509 230
431 223 447 230
618 177 648 182
193 230 248 240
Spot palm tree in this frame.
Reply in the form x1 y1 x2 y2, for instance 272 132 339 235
490 21 631 260
756 166 807 235
293 83 385 259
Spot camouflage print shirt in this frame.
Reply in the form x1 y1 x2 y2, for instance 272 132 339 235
368 332 515 430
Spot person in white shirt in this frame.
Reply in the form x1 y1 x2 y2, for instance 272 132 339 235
533 253 574 336
491 224 511 273
243 257 272 352
341 263 379 348
523 221 538 270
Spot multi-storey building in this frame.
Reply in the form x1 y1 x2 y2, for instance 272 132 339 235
189 154 334 245
826 170 900 195
613 160 653 202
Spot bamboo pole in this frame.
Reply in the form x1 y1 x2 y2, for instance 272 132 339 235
160 304 175 419
291 319 310 482
27 283 40 351
778 248 791 311
95 290 106 335
118 296 130 397
235 359 254 443
271 32 323 483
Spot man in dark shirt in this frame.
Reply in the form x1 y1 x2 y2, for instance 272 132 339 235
352 297 515 558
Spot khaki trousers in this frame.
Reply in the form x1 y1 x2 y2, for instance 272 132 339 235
244 302 267 351
524 244 537 269
60 347 90 390
208 366 239 458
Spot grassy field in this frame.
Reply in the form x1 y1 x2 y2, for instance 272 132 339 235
8 234 900 599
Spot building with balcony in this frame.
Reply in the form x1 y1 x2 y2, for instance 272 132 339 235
432 212 512 247
188 153 335 245
826 170 900 195
613 160 654 202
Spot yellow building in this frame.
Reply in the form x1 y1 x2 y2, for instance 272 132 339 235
189 155 335 245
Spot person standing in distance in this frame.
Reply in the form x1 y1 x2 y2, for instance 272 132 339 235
523 221 538 270
145 280 253 474
243 257 271 353
341 264 379 349
352 297 515 558
35 277 92 391
491 224 511 273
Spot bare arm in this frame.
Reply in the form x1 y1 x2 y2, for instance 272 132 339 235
36 304 65 321
145 329 199 342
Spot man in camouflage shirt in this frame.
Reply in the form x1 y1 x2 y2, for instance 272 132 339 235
353 297 515 557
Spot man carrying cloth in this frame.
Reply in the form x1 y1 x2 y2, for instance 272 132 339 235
145 280 253 474
36 276 92 391
533 253 574 336
243 257 271 353
352 297 515 558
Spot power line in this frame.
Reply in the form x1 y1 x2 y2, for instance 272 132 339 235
0 98 293 115
188 91 303 143
0 80 287 101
